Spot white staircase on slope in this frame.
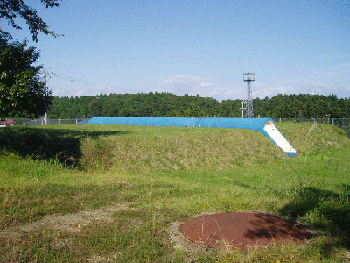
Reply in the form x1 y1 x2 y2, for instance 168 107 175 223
263 121 297 156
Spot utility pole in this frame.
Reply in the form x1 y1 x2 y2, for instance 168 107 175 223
240 100 246 118
40 70 51 125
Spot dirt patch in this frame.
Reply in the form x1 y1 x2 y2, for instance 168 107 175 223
168 221 211 254
0 203 131 238
86 253 122 263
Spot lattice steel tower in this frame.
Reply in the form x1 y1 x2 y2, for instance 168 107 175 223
243 70 255 118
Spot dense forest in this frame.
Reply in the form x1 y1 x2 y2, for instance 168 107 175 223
18 93 350 119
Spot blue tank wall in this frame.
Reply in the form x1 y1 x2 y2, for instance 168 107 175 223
87 117 274 130
87 117 296 156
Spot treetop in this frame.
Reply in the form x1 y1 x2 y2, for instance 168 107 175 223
0 0 62 42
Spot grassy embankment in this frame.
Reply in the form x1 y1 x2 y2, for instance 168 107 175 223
0 122 349 262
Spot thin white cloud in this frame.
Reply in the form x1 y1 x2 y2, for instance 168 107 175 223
203 86 247 101
293 62 350 98
52 88 70 97
295 62 350 84
252 81 267 88
306 82 350 97
253 81 350 99
253 84 291 99
160 74 245 101
52 85 134 97
160 75 217 95
51 69 350 101
95 84 126 95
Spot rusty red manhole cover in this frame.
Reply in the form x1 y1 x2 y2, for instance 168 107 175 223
180 212 311 252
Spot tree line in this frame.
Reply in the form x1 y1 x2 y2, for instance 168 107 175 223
38 93 349 119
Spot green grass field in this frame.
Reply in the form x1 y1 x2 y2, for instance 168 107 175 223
0 122 349 262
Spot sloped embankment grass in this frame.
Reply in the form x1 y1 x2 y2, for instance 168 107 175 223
0 123 349 262
79 125 286 172
80 123 349 172
276 121 349 155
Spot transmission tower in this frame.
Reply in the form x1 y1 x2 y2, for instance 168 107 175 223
243 70 255 118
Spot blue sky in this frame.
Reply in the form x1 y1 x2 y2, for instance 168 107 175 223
4 0 350 101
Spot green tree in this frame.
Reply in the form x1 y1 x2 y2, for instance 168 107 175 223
0 38 52 119
0 0 61 119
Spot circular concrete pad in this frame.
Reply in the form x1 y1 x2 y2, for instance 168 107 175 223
180 212 311 252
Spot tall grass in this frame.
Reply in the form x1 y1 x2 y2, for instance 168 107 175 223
276 121 348 154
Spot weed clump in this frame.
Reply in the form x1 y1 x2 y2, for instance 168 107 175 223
80 138 114 171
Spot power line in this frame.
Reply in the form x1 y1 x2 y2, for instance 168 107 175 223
46 71 140 94
51 72 110 87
